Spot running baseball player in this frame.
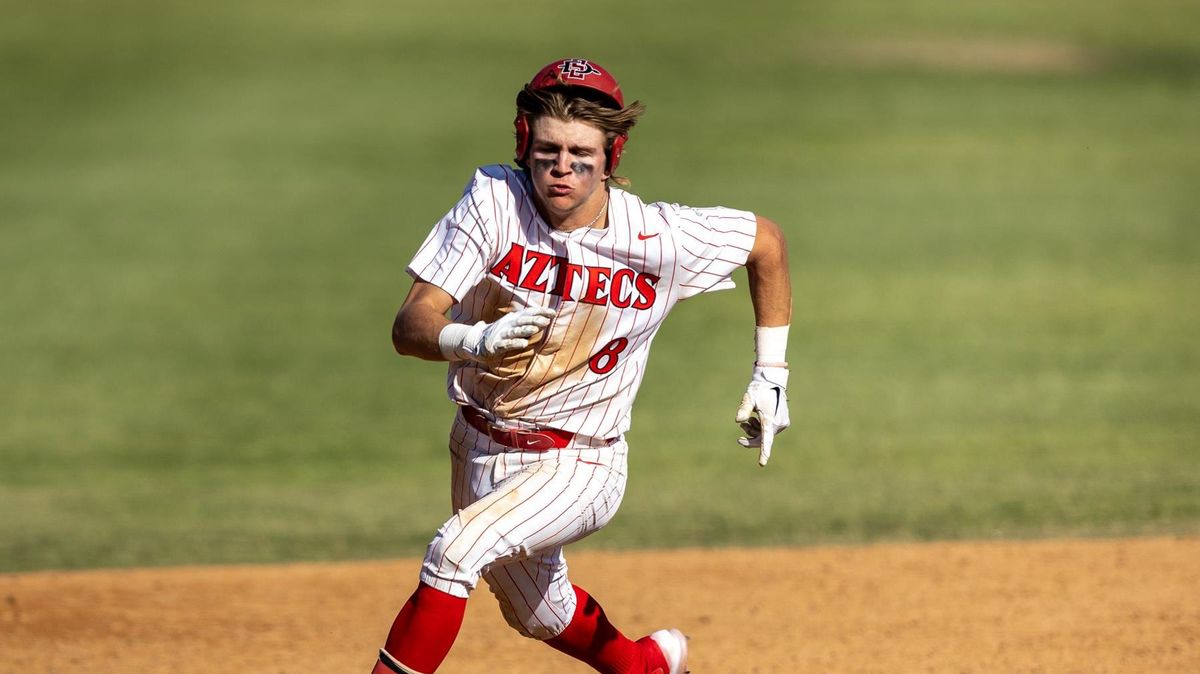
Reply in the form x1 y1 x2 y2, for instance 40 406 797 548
371 58 792 674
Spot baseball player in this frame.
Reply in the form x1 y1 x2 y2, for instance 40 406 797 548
371 58 792 674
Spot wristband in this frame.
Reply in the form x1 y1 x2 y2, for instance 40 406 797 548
755 325 790 367
438 322 481 361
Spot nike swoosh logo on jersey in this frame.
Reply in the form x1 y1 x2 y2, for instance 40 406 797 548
637 232 659 240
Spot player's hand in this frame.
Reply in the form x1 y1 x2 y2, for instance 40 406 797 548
735 365 790 467
462 305 557 359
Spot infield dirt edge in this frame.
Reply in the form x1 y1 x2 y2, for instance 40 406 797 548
2 536 1197 673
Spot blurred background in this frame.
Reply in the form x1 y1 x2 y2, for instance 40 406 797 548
1 0 1197 572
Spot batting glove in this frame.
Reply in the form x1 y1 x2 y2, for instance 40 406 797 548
439 305 556 361
735 365 790 467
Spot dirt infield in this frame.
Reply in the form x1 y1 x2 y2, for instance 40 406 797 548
2 536 1197 673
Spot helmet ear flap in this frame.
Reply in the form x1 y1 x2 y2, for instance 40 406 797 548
514 115 531 167
608 134 627 175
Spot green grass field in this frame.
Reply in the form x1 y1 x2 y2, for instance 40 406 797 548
2 0 1198 572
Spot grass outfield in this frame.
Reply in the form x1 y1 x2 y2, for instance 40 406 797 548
1 1 1198 572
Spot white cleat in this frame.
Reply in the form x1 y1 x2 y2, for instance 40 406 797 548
648 628 689 674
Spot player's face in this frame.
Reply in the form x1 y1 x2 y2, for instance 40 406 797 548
527 117 609 227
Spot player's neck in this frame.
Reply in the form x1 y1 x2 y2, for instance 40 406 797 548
538 190 610 233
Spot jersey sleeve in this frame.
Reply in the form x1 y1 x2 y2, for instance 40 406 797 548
406 169 501 302
665 205 758 300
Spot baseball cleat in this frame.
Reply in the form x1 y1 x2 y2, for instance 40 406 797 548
647 628 689 674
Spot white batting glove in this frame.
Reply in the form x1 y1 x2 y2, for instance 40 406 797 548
735 365 790 467
439 305 556 361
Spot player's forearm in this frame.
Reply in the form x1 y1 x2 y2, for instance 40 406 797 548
392 304 452 361
746 215 792 328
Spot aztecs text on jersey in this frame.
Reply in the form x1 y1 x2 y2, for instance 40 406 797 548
408 165 756 440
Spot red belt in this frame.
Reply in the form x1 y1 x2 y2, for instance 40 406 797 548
461 406 577 451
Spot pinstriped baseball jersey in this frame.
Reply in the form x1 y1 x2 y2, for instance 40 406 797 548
407 164 756 440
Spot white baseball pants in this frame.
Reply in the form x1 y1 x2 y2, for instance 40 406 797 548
418 409 628 639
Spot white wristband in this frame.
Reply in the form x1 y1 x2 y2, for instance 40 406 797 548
438 322 477 361
755 325 790 366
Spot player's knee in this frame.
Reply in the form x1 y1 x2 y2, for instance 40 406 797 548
486 575 575 640
495 600 570 640
420 518 482 596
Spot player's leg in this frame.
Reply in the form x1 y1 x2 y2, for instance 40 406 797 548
420 450 614 594
372 583 466 674
483 551 682 674
371 421 664 674
547 585 685 674
372 415 479 674
474 435 683 674
373 415 621 672
374 458 579 671
482 548 575 639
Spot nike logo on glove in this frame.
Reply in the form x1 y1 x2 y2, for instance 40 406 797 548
637 232 659 240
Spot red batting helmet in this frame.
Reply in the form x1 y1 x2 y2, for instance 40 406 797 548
514 58 629 173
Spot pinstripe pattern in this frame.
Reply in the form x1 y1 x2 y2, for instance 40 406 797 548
406 165 756 439
421 409 627 639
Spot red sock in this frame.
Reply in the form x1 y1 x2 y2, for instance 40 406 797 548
376 582 467 674
545 585 667 674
